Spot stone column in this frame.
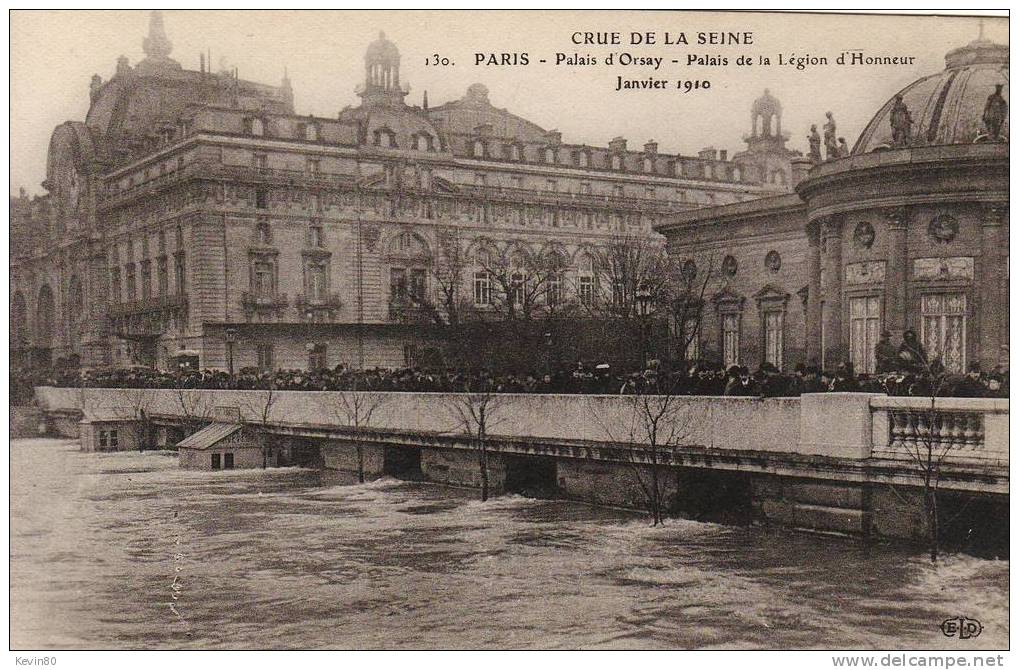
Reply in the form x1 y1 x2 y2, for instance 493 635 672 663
805 220 823 364
979 203 1007 368
821 215 844 367
884 206 909 338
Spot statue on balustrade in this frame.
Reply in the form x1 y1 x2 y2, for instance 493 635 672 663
807 125 822 164
823 112 838 160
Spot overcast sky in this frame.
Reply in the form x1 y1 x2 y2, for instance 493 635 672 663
10 10 1007 196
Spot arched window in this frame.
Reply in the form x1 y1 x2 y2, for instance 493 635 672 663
643 157 653 172
472 140 485 158
544 148 556 164
611 155 623 170
11 291 28 349
578 151 590 168
246 117 264 136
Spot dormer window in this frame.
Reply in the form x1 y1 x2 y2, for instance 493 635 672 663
611 154 623 170
299 122 319 141
643 157 653 172
414 133 435 152
578 151 590 168
544 148 556 164
244 117 265 136
373 128 397 148
472 140 485 158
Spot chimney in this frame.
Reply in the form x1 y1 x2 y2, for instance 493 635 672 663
790 156 813 185
608 136 627 153
546 130 562 145
644 140 658 155
698 147 718 160
719 149 728 161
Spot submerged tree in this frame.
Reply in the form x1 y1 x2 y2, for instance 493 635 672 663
888 343 957 562
444 377 503 502
328 381 388 483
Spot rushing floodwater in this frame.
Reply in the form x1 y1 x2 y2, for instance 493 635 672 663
10 438 1008 650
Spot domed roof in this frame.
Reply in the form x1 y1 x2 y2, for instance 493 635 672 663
852 38 1008 154
366 31 400 62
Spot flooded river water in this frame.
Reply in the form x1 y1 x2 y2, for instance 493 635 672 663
10 438 1008 650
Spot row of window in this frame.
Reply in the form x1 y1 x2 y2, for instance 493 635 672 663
243 117 321 142
468 141 742 181
110 253 186 304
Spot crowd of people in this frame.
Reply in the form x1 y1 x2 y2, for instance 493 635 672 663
14 345 1008 400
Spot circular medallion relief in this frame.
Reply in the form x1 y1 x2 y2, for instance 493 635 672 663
765 250 781 273
928 214 958 243
853 221 875 249
722 255 738 277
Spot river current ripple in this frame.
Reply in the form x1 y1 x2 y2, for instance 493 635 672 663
10 438 1008 650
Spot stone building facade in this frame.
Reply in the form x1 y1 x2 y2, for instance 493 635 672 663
657 36 1009 375
10 14 792 372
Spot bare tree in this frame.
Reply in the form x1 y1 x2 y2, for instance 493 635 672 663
241 384 279 469
888 346 956 562
444 379 504 502
327 382 388 483
118 387 157 450
588 381 697 525
173 387 214 438
477 245 563 322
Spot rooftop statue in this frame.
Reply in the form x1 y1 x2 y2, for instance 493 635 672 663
823 112 838 160
807 124 822 164
982 84 1007 141
890 94 914 147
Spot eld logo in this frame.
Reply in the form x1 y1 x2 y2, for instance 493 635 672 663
941 617 983 639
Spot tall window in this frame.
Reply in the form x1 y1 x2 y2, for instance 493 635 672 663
473 270 492 307
611 278 625 308
256 188 268 209
409 269 427 304
306 158 320 174
849 296 882 374
308 223 324 247
578 255 595 307
140 260 152 299
544 148 555 163
611 155 623 170
390 268 408 302
111 267 122 303
253 262 275 298
510 272 526 307
253 153 268 170
546 273 562 307
256 344 274 372
125 263 137 300
157 257 168 296
721 312 740 368
763 310 784 370
307 263 328 301
174 252 186 294
683 318 700 363
579 151 590 168
472 141 484 157
921 293 967 373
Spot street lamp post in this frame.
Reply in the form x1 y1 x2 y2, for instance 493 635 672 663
635 281 653 371
224 327 236 379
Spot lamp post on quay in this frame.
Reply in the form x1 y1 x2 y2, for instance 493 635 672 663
224 327 236 379
635 281 653 371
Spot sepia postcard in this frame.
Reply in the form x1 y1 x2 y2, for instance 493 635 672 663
7 8 1010 660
